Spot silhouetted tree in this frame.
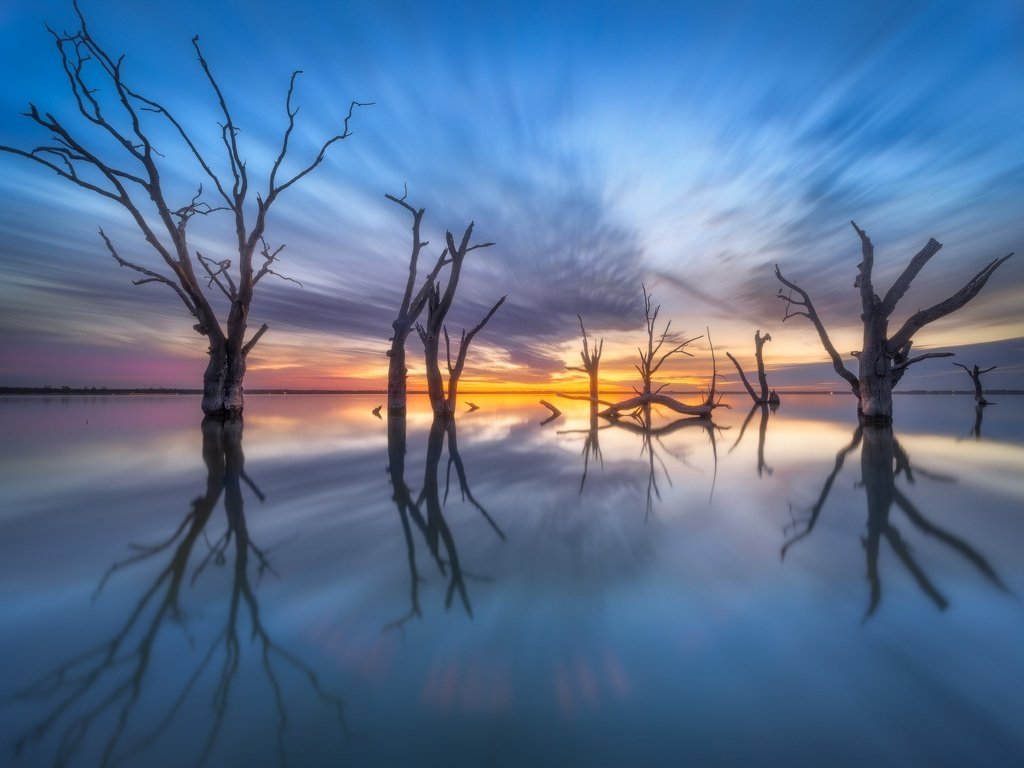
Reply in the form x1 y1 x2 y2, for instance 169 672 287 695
954 362 996 406
726 330 780 406
384 190 451 413
600 286 722 419
776 222 1012 423
566 314 603 403
0 2 367 418
415 224 505 417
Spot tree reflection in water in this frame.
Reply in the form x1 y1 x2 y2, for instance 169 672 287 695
729 403 775 478
783 424 1009 621
8 418 345 767
385 413 504 631
561 400 725 516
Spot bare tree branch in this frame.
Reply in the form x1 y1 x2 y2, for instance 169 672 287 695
101 229 196 315
775 265 860 393
880 237 944 316
887 253 1014 353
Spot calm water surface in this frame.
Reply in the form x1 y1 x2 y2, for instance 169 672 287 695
1 393 1022 767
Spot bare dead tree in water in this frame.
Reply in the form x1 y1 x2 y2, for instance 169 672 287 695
414 224 505 417
726 330 780 406
782 424 1008 621
441 295 507 414
599 286 722 419
954 362 996 406
566 314 604 403
384 189 453 413
8 420 345 766
0 2 368 418
776 222 1012 424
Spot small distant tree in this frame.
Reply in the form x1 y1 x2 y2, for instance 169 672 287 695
726 330 780 406
600 285 720 419
954 363 996 406
0 2 367 418
415 225 505 418
566 314 603 402
776 222 1013 423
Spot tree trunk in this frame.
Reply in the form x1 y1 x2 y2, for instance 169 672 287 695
202 334 246 419
857 312 892 423
421 329 450 417
445 376 459 415
387 332 410 412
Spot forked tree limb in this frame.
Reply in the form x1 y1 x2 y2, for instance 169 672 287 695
775 265 860 394
887 253 1014 353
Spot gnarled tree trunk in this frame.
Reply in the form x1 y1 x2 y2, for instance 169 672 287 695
776 222 1013 424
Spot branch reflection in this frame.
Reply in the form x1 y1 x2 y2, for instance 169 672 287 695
783 424 1008 621
385 413 503 631
728 404 774 477
562 401 725 516
9 418 345 767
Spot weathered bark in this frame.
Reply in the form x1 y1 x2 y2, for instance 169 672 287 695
1 5 367 418
726 330 779 406
776 222 1013 424
954 363 996 406
599 392 717 418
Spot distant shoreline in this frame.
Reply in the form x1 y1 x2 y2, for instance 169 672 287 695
2 386 1021 397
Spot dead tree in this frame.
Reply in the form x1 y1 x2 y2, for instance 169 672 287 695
566 314 603 402
776 222 1012 424
0 3 367 418
726 330 780 406
599 286 721 419
415 224 505 417
954 363 996 406
441 295 507 414
384 190 452 413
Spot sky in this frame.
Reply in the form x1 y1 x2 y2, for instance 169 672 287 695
1 0 1022 393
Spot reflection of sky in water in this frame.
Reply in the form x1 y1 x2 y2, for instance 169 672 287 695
1 394 1022 766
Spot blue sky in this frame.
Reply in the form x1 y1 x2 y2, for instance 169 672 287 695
1 0 1022 391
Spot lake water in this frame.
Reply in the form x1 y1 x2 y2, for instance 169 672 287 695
1 393 1022 767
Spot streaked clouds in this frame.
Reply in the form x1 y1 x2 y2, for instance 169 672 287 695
1 0 1021 391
